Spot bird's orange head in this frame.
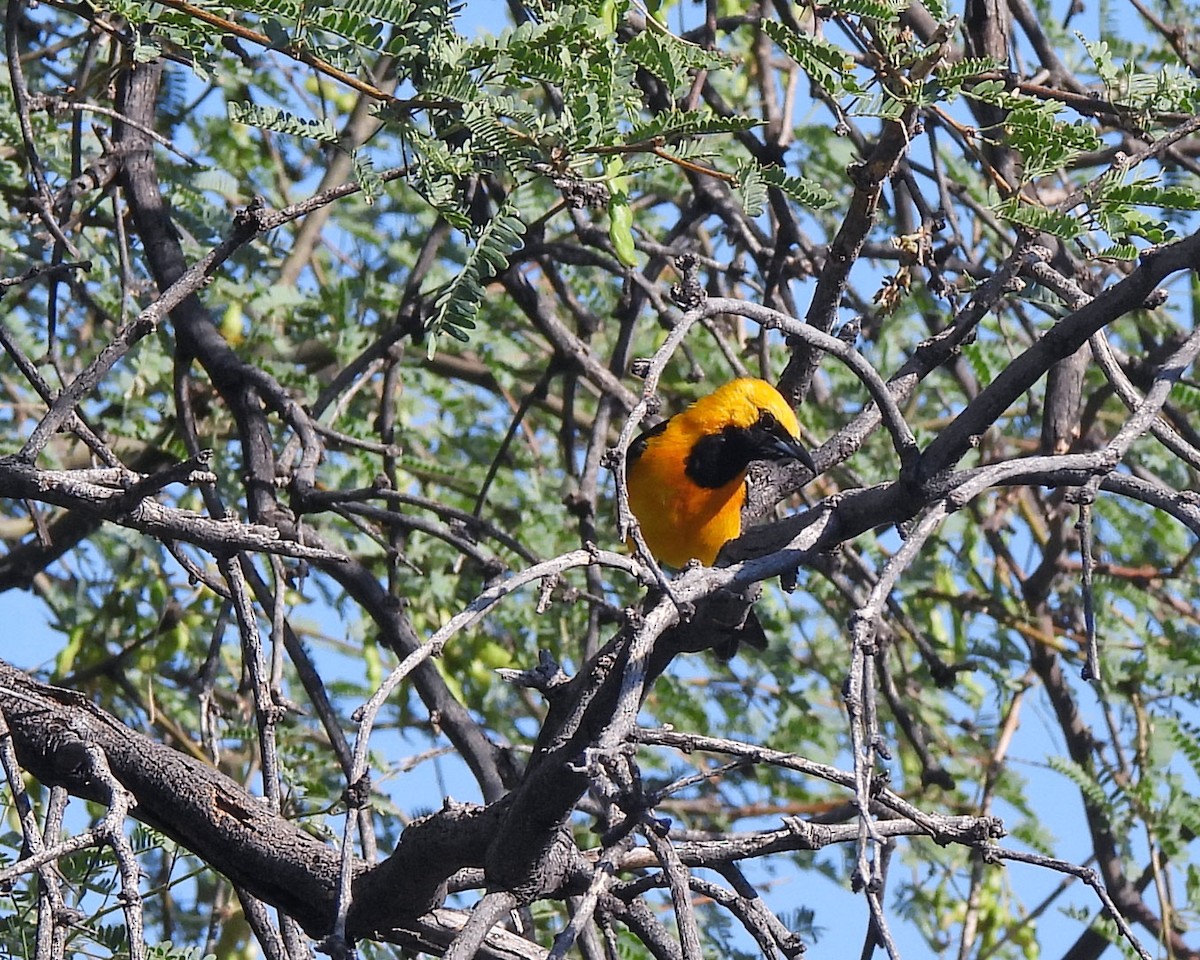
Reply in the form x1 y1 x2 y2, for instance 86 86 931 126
680 378 808 466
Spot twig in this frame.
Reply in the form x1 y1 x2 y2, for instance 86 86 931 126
151 0 455 113
640 818 703 960
309 422 401 458
921 229 1200 478
984 847 1152 960
634 728 1006 844
1074 497 1100 681
220 552 284 811
474 366 556 517
38 785 70 960
845 502 949 908
328 546 646 943
0 258 91 291
547 845 625 960
78 742 147 960
0 705 70 939
28 94 200 164
645 811 1007 871
235 888 289 960
1092 324 1200 470
306 486 540 564
0 310 119 466
864 885 902 960
1090 330 1200 471
0 457 348 562
5 0 78 256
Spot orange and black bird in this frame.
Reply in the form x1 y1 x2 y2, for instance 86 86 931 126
626 378 816 569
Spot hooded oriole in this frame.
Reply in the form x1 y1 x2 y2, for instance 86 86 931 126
626 378 815 569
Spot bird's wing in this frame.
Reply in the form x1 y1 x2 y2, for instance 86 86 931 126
626 418 669 467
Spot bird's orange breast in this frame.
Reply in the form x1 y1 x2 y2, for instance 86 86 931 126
626 422 747 568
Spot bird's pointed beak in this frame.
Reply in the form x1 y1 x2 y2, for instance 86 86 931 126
762 433 817 473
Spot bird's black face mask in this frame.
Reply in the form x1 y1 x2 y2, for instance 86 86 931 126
685 410 816 489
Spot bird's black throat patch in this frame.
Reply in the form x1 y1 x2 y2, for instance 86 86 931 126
684 410 797 489
685 424 764 489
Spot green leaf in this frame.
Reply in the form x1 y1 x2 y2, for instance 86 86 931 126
830 0 908 20
309 7 385 47
995 198 1083 239
961 342 999 385
624 28 731 94
734 162 767 217
607 192 638 267
923 0 949 22
932 57 1005 92
1095 206 1175 244
425 196 528 356
325 0 420 27
351 150 383 203
626 109 762 145
227 0 302 19
851 92 908 120
763 20 858 97
1093 242 1139 260
1046 755 1111 812
1165 718 1200 776
1099 180 1200 211
759 164 837 210
1076 32 1119 86
228 101 339 143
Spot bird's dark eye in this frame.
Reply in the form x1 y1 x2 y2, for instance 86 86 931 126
757 410 779 432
